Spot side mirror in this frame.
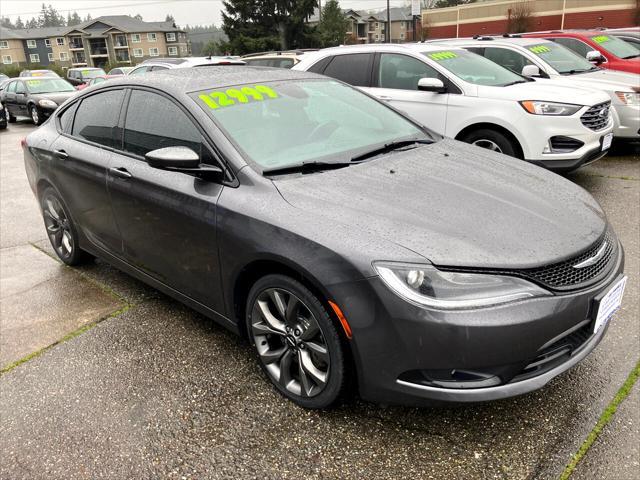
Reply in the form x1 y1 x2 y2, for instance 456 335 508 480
418 77 447 93
145 146 224 180
521 64 541 77
586 50 604 64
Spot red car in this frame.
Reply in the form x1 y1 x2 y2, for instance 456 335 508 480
75 75 121 91
523 31 640 74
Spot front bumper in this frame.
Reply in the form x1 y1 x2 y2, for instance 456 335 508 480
612 103 640 139
528 144 608 173
331 243 624 406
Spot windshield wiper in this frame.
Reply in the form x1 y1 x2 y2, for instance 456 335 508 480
622 54 640 59
350 138 432 162
502 80 529 86
263 161 352 176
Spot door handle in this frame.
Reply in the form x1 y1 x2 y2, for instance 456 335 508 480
109 167 132 179
54 149 69 160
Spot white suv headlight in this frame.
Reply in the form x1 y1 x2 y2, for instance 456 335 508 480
615 91 640 105
519 101 582 116
38 99 57 108
373 262 550 310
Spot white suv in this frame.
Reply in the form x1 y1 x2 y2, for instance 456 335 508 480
294 44 614 172
434 36 639 142
129 56 245 75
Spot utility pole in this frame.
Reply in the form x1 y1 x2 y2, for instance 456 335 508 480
386 0 390 42
318 0 322 22
560 0 566 29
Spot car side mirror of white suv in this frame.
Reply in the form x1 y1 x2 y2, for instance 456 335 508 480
418 78 447 93
586 50 605 64
521 65 541 77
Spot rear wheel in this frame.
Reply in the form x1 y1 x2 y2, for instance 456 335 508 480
7 109 16 123
40 187 92 266
462 128 518 158
246 274 346 409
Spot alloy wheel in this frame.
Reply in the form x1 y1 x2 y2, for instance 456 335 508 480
43 195 74 259
472 139 503 153
250 288 330 398
30 106 39 125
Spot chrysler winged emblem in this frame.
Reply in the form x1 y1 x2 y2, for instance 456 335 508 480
573 242 607 269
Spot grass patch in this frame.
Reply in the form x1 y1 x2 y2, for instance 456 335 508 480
559 359 640 479
0 304 132 376
585 173 639 181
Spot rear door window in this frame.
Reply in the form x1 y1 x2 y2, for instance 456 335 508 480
322 53 374 87
15 82 25 94
482 47 535 74
58 102 79 133
7 81 16 93
72 89 125 148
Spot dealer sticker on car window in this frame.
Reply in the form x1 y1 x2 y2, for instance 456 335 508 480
529 45 551 54
26 80 41 86
592 35 610 44
593 276 627 333
198 84 278 110
429 51 458 61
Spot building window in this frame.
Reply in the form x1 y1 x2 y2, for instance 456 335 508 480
180 45 187 54
3 55 12 64
27 39 37 48
0 41 8 49
401 22 405 29
30 53 40 63
132 34 141 43
375 22 379 29
45 39 51 47
56 37 64 46
166 32 176 42
149 47 159 56
48 53 54 61
168 46 178 56
147 33 157 42
400 33 405 40
133 48 143 57
60 52 69 61
375 34 379 40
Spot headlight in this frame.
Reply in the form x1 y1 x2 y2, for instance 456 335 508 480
373 262 550 310
38 99 57 108
519 101 582 116
615 91 640 105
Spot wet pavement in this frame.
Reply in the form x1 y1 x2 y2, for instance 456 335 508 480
0 121 638 479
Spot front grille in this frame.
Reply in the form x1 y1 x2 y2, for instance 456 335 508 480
580 101 611 131
549 136 584 153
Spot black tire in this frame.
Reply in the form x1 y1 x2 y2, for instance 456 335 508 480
40 187 92 266
7 110 16 123
246 274 346 409
29 105 43 126
461 128 519 158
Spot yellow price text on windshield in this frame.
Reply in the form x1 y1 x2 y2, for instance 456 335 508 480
198 85 278 110
529 45 551 54
26 80 42 86
592 35 610 44
429 51 458 61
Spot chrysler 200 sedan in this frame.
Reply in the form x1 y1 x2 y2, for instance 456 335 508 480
23 67 626 409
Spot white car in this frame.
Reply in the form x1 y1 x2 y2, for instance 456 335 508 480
129 56 245 75
294 44 614 172
434 36 639 141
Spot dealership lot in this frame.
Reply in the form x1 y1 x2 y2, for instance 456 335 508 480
0 121 638 479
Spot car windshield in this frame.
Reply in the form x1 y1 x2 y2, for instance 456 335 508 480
81 69 106 79
192 79 430 171
25 78 75 93
527 42 596 74
590 34 640 59
420 49 524 86
29 71 58 77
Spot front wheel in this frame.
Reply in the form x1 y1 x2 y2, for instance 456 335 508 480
246 274 346 409
40 187 92 266
30 105 43 125
461 129 519 158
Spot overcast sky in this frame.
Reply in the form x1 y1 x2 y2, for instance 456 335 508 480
0 0 413 27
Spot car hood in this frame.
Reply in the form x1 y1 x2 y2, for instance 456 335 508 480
273 139 607 270
31 91 76 105
557 69 640 91
477 80 609 104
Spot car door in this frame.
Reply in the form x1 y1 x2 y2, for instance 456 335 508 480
107 88 225 311
3 81 17 116
363 52 449 135
14 81 29 116
48 89 125 254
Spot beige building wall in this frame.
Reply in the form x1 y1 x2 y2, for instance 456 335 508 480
49 36 71 65
128 31 168 62
0 38 27 65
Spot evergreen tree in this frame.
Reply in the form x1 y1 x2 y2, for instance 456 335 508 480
67 12 82 26
134 14 143 20
85 14 92 22
15 16 25 29
166 14 176 22
317 0 348 47
0 17 14 29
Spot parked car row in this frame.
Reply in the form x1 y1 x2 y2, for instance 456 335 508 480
23 65 627 409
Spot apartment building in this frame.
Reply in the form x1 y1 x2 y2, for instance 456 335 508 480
307 7 421 44
0 15 190 69
423 0 638 38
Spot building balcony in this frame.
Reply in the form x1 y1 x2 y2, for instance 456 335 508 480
115 51 130 62
68 41 84 50
89 47 108 56
113 36 128 48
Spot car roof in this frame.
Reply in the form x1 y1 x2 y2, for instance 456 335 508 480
307 43 471 56
139 56 245 67
69 67 103 71
87 65 326 95
427 36 552 47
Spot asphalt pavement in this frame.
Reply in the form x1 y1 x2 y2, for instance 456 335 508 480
0 120 638 479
